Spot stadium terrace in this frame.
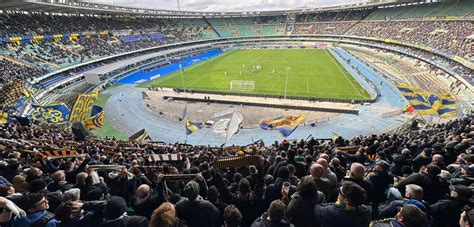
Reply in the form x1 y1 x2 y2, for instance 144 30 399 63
0 0 473 227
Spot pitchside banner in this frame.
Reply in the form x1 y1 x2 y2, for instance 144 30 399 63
69 91 99 123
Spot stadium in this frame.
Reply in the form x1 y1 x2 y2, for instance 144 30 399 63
0 0 473 226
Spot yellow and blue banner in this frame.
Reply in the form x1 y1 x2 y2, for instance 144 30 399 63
396 84 457 118
0 110 10 125
84 106 105 130
31 104 71 124
260 115 306 138
69 91 99 123
182 106 202 135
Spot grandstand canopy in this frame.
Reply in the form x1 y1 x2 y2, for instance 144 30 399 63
0 0 424 17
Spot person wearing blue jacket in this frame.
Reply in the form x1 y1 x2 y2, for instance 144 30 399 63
12 193 56 227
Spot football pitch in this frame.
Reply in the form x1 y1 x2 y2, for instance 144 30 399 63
141 49 371 100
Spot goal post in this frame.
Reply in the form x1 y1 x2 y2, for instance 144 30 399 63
230 80 255 92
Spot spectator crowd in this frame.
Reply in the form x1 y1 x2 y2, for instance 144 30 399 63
0 110 473 227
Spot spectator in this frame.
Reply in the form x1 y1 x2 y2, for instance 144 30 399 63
431 185 474 227
251 200 290 227
223 205 242 227
149 202 186 227
175 181 220 227
285 176 325 227
314 181 370 227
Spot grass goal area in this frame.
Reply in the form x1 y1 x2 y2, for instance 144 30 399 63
140 49 371 100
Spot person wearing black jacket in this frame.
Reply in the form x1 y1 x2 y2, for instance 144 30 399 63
264 166 296 207
272 150 307 179
390 148 411 176
101 196 149 227
175 180 220 227
314 181 370 227
339 163 374 204
131 175 166 219
284 176 325 227
54 200 106 227
379 184 430 219
368 162 393 216
213 157 266 227
430 185 473 227
396 164 449 204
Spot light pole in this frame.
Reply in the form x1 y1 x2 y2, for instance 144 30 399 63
180 64 186 97
284 66 291 100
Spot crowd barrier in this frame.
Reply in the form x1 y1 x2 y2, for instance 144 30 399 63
173 88 374 104
163 95 360 115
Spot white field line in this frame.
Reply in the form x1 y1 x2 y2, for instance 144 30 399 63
325 50 362 97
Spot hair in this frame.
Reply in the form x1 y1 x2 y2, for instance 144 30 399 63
398 204 429 227
207 186 219 203
238 178 251 194
340 181 367 207
0 184 11 197
405 184 423 199
26 192 46 213
425 164 441 176
149 202 175 227
54 201 73 222
223 205 242 227
75 172 88 185
277 166 290 179
233 173 242 184
298 176 318 199
287 164 295 175
268 200 286 223
63 188 80 202
287 149 296 159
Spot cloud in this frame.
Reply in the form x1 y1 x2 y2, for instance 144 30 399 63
84 0 367 12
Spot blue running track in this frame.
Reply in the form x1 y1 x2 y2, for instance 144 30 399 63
115 49 224 84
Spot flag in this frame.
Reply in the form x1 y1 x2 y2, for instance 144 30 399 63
0 80 27 108
396 84 457 117
437 93 457 118
0 110 10 125
182 106 203 135
214 109 243 142
31 104 71 124
396 84 415 96
84 105 105 130
129 129 152 142
84 111 105 129
90 105 103 117
332 133 340 141
69 91 99 123
260 115 306 138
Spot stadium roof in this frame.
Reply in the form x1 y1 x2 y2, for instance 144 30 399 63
0 0 421 17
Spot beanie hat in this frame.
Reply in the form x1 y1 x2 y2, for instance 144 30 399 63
405 199 427 212
452 185 473 198
183 180 199 201
104 196 127 220
29 179 47 193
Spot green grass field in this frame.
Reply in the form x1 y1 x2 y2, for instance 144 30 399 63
93 93 127 140
141 49 371 100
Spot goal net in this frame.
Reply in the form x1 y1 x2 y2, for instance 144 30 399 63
230 80 255 92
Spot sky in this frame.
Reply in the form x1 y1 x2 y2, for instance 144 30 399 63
83 0 368 12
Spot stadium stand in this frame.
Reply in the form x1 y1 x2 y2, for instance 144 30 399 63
0 110 472 227
0 0 473 227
